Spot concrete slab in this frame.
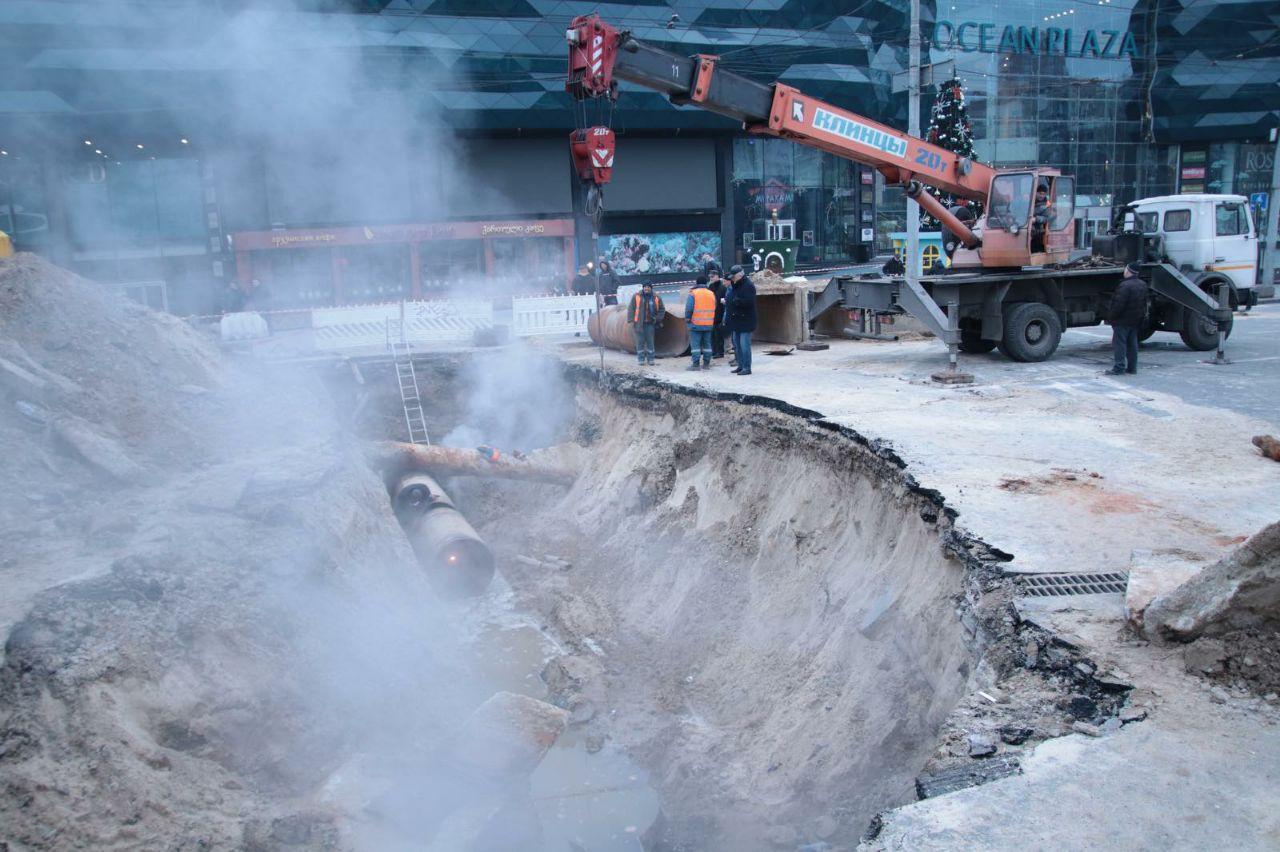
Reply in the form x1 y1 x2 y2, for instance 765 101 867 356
864 708 1280 851
1125 549 1204 627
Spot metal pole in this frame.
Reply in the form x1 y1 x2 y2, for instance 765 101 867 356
947 299 960 371
906 0 921 282
1262 129 1280 295
1211 282 1232 365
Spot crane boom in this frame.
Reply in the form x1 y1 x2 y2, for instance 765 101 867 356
566 14 995 202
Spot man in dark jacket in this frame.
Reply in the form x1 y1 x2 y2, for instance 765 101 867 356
707 268 728 358
571 264 595 296
723 265 757 375
596 260 621 305
1107 262 1148 375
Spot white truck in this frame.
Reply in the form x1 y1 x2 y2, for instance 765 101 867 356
813 193 1244 362
1127 193 1273 311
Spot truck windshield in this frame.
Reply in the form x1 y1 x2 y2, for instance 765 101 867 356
986 173 1033 231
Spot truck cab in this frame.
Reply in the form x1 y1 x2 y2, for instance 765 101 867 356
1126 194 1271 306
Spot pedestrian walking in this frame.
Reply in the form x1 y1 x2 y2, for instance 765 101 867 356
1107 262 1148 375
572 264 595 296
597 260 621 305
723 265 757 375
708 268 727 359
628 281 664 366
685 275 716 371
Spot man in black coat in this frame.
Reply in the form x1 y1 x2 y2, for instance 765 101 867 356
707 268 728 358
723 265 758 375
597 260 621 305
1107 262 1148 375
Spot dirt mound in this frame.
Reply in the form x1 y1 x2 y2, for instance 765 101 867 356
0 256 486 848
0 254 222 514
749 267 794 295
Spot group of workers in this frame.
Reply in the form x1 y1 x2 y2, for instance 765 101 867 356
627 263 758 375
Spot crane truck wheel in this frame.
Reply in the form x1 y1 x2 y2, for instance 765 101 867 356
1179 309 1233 351
958 332 997 354
999 302 1062 362
1138 318 1158 342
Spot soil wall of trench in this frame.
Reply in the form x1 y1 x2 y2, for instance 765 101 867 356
455 368 1003 849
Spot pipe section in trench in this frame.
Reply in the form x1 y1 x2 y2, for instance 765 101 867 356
372 442 576 486
588 303 689 357
392 472 495 598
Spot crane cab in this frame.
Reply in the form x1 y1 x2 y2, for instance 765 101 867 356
958 169 1076 269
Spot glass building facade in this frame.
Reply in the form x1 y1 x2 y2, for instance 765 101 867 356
0 0 1275 312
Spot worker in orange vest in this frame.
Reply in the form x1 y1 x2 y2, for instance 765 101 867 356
628 281 664 365
684 275 716 371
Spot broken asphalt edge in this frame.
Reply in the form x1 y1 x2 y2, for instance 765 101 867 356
561 362 1138 834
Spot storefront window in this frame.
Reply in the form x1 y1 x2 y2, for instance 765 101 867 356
0 159 50 250
343 244 410 304
66 157 204 252
732 137 868 265
259 248 334 309
422 240 482 293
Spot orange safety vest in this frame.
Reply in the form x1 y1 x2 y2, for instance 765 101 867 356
689 287 716 327
631 292 663 323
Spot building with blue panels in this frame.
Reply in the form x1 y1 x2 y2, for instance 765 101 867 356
0 0 1275 314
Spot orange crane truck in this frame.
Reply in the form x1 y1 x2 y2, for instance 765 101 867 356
565 14 1232 369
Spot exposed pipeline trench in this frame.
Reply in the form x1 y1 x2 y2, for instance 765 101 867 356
364 354 1014 850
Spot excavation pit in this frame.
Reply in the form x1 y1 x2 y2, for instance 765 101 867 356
361 349 1011 849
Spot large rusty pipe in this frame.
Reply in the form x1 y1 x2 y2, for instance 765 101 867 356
587 303 688 357
393 472 495 598
906 180 981 249
370 442 576 486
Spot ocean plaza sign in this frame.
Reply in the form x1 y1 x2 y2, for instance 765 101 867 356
933 20 1141 59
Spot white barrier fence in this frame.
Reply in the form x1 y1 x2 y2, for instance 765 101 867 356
510 295 597 337
311 299 494 352
221 296 593 353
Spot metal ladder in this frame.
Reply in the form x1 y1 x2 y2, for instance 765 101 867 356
387 317 430 445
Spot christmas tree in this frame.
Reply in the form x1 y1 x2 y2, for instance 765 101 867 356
920 75 982 230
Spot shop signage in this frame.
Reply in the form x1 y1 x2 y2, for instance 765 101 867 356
1181 166 1206 179
1245 150 1274 172
481 223 546 236
271 233 336 247
750 178 796 208
933 21 1141 59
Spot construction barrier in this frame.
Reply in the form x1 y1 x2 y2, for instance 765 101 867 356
402 299 494 345
511 294 597 337
312 299 494 352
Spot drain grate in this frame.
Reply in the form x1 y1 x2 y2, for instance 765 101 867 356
1020 572 1128 596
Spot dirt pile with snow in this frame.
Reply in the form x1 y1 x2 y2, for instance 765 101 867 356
0 254 222 493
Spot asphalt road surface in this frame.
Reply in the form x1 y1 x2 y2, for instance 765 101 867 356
1049 302 1279 427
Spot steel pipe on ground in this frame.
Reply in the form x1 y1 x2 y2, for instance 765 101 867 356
393 472 495 598
587 304 688 357
371 442 576 486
